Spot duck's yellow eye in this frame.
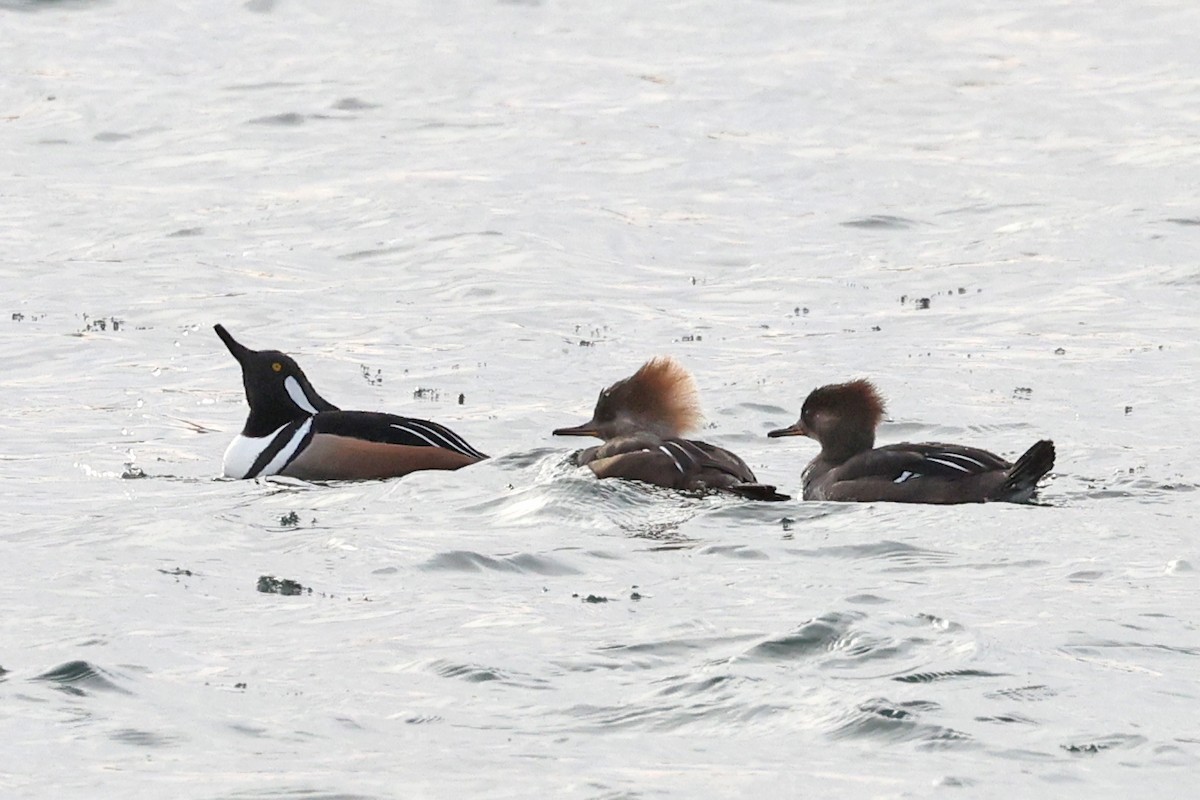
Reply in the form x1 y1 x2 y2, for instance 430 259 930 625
271 362 283 372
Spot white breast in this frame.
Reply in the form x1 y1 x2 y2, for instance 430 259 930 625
222 423 286 478
223 418 317 479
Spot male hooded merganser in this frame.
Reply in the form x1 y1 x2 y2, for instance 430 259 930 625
767 379 1054 504
215 324 486 480
553 357 788 501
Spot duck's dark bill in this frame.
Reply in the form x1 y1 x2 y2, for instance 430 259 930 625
214 324 252 362
767 424 807 438
553 422 599 437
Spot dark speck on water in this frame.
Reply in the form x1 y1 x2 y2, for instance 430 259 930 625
333 97 380 111
248 112 307 126
360 365 383 386
257 576 310 596
279 511 300 527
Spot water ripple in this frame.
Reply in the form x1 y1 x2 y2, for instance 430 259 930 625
32 660 130 696
789 540 953 567
840 215 922 229
109 727 182 747
743 612 862 662
419 550 581 575
592 634 761 671
425 659 551 690
829 698 972 748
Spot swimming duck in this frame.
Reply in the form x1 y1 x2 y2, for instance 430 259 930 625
554 357 788 501
215 324 486 480
767 379 1054 503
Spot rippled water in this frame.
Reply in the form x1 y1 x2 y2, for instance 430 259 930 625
3 0 1199 797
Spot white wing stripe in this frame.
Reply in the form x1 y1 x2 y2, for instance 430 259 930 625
933 452 988 469
403 419 483 459
893 470 918 484
658 445 685 474
389 423 444 449
925 456 972 473
430 422 485 459
407 419 485 459
401 419 455 449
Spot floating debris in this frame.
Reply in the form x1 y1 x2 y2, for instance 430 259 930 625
79 314 124 333
360 365 383 386
279 511 300 527
120 462 146 479
256 575 310 596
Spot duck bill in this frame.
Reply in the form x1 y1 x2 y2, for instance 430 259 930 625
553 420 600 437
767 422 809 438
214 324 253 364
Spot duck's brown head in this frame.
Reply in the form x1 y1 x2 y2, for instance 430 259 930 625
553 356 702 440
767 378 884 461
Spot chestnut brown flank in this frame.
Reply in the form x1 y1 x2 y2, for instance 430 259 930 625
284 434 479 481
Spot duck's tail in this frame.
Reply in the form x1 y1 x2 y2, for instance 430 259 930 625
994 439 1055 502
728 482 792 502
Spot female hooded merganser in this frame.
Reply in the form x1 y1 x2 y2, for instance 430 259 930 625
215 324 486 480
767 379 1054 504
553 357 788 501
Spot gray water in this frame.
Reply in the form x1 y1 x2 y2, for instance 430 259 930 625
2 0 1199 797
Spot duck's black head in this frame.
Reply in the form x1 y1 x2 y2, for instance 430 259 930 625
215 324 339 436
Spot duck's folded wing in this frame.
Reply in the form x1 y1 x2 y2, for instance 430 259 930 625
683 440 789 500
682 439 757 483
838 442 1009 484
312 411 487 459
582 436 731 485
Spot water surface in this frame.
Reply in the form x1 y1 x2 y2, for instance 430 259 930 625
2 1 1199 797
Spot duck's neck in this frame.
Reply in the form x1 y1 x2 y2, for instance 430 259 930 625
817 425 875 465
